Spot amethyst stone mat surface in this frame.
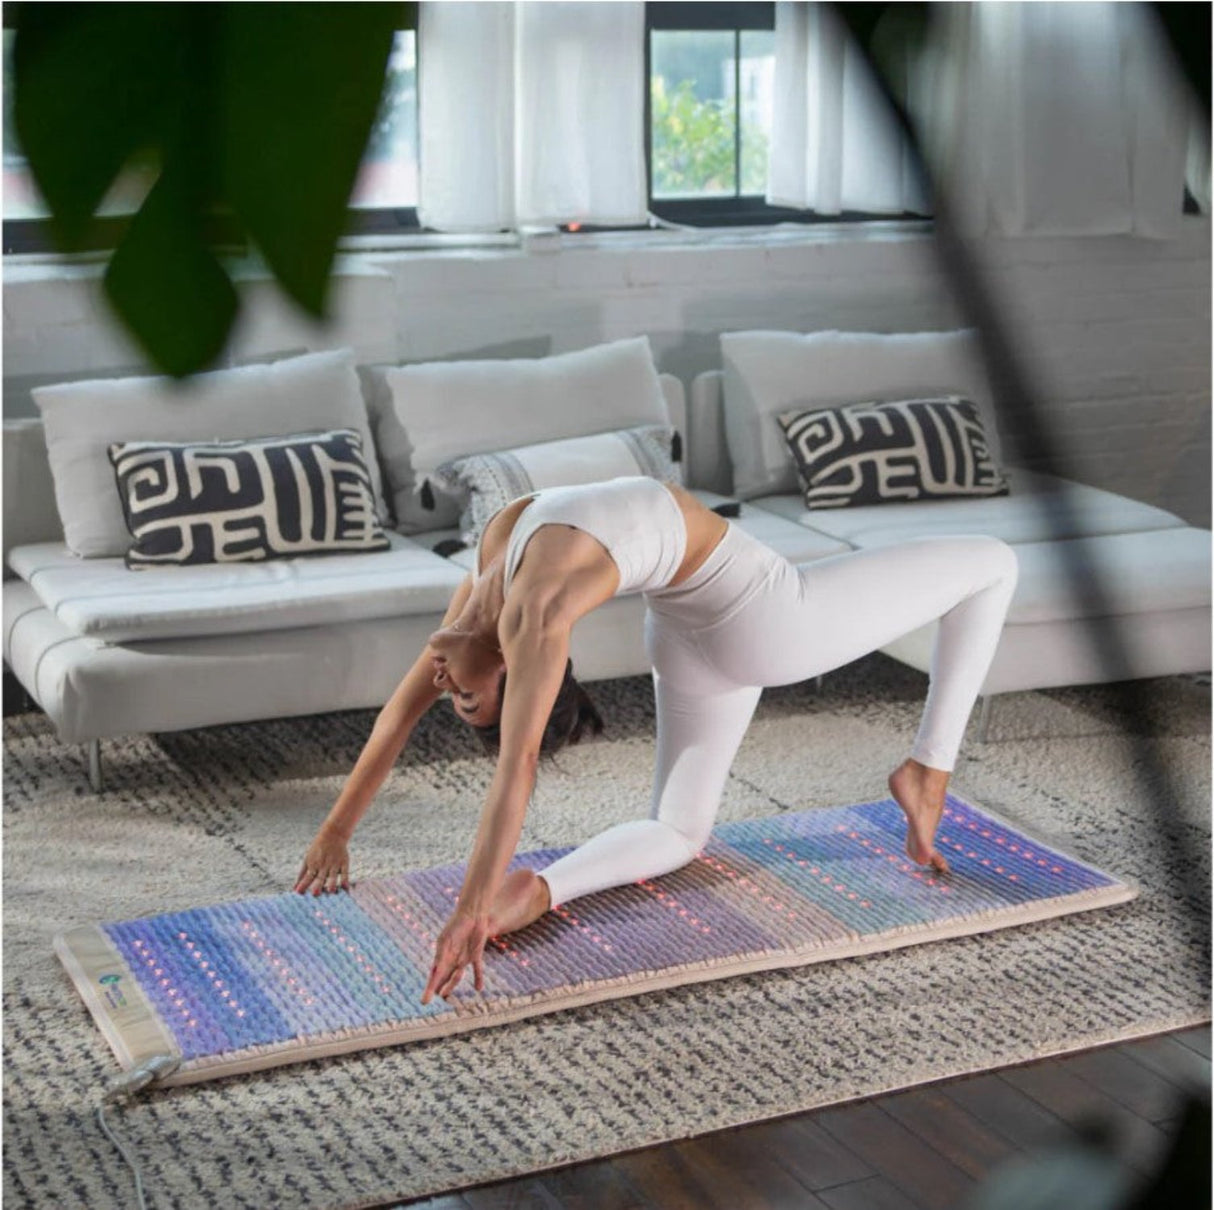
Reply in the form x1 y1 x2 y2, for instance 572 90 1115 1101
58 792 1134 1085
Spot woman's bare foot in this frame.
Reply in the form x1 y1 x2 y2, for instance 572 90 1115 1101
888 759 951 873
487 868 552 936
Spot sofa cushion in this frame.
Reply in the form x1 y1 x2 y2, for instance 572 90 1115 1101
752 470 1186 547
367 337 671 534
883 604 1212 697
1002 528 1212 625
877 527 1212 695
109 429 391 568
777 396 1008 509
33 349 388 559
2 579 446 744
0 578 663 742
2 419 62 575
7 532 466 643
721 329 1002 500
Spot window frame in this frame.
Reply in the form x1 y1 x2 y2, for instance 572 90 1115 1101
643 1 929 229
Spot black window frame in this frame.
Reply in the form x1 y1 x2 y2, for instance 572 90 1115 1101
642 1 931 229
2 20 425 256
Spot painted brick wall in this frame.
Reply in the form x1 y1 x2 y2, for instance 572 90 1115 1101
4 219 1209 524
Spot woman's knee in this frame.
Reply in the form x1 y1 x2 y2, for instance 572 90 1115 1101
654 810 713 859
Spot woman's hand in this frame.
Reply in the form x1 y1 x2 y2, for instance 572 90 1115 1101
421 909 492 1004
295 826 351 896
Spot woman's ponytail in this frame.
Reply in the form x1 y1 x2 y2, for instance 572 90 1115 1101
469 659 603 758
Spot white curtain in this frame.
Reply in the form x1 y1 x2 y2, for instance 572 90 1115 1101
938 2 1195 238
767 2 931 215
1186 106 1212 215
418 1 648 232
769 1 1199 238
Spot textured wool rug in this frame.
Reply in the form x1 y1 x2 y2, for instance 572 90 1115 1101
4 656 1210 1209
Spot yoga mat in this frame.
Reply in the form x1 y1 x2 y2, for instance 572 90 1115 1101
56 792 1136 1087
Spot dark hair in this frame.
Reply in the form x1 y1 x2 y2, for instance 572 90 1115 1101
469 659 603 758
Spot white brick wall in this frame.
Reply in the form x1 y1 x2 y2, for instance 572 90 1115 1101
4 218 1209 524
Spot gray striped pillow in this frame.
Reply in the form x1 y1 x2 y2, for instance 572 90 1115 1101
435 424 683 543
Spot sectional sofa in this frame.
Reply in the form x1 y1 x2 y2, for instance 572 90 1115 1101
4 333 1209 791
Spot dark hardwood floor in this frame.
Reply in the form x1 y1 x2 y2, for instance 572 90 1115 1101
395 1025 1211 1210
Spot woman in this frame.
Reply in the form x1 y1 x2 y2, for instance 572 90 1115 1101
296 476 1018 1006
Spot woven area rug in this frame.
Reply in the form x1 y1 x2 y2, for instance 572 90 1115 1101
4 656 1209 1209
56 793 1136 1087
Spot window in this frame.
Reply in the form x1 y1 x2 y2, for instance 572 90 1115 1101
2 26 421 254
4 31 47 222
347 29 421 235
649 17 774 202
644 2 929 227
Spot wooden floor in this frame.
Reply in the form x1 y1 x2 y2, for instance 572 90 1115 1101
395 1025 1210 1210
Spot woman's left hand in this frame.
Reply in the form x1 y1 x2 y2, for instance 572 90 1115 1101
421 909 492 1004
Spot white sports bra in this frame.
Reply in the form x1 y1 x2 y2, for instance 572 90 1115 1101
474 477 687 596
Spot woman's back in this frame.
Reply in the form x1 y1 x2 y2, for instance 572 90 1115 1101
476 477 728 598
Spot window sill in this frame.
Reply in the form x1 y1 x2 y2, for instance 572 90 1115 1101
550 218 934 251
0 219 939 291
337 216 935 257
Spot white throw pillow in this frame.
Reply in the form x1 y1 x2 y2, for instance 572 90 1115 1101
34 348 386 558
435 425 684 544
368 337 671 533
720 329 1003 500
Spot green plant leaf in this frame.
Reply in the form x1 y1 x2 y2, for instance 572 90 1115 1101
12 2 412 376
217 3 404 317
12 2 188 249
104 170 238 378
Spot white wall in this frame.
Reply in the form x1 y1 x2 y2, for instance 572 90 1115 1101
4 218 1209 525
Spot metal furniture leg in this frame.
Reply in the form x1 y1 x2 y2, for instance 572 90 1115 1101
977 695 995 743
87 740 104 793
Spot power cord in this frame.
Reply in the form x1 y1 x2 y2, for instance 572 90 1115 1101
646 211 697 232
96 1055 180 1210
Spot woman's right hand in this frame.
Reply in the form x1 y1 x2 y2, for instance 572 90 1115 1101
295 826 351 896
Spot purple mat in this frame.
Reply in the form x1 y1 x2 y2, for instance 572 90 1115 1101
56 792 1135 1085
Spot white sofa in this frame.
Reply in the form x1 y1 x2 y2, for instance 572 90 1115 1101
4 333 1209 790
691 371 1211 700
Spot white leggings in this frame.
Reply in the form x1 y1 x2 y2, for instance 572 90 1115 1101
537 525 1019 909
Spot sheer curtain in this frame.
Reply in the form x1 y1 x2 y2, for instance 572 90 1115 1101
769 1 1199 238
767 2 930 215
418 1 648 232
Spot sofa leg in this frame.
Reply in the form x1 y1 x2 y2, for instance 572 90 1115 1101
977 695 995 743
814 675 824 694
86 740 104 793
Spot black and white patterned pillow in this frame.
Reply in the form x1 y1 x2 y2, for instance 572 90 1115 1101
108 429 391 568
777 397 1009 509
434 424 683 543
